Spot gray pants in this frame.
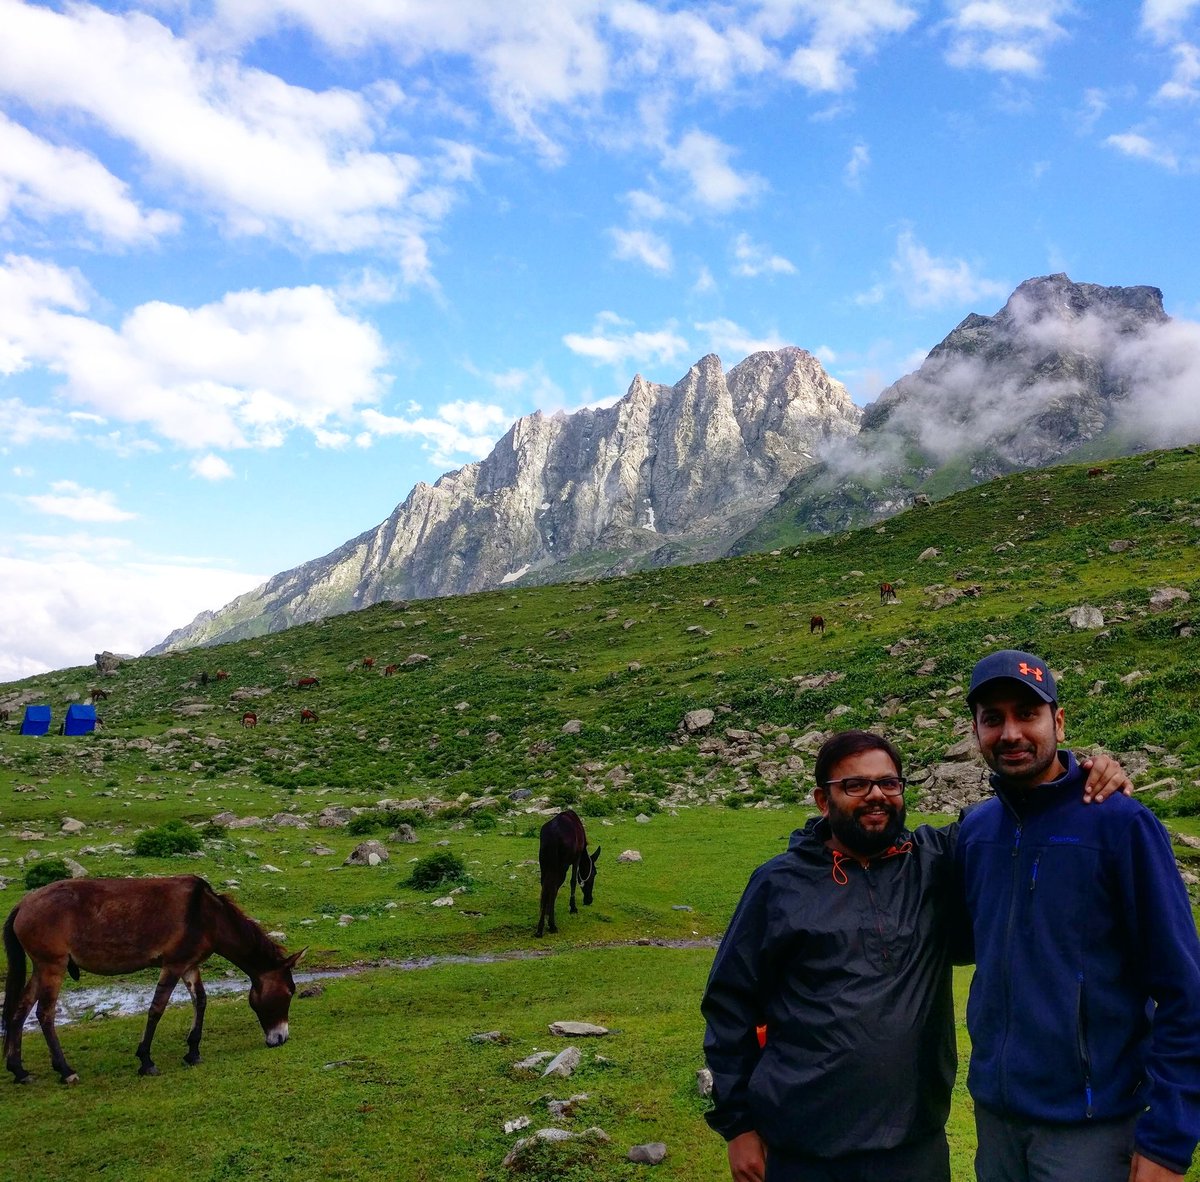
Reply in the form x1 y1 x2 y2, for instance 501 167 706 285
975 1106 1137 1182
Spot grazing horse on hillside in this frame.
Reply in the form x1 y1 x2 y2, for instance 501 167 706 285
809 615 825 635
295 677 319 689
214 671 230 682
1087 466 1105 477
89 688 109 703
241 712 257 728
880 582 898 604
383 664 399 676
535 810 600 938
299 708 318 723
3 876 302 1084
361 657 375 670
199 672 209 686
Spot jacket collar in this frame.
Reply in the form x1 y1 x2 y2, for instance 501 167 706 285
991 749 1082 815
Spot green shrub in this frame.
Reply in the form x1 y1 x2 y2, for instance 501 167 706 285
406 850 470 891
578 794 615 817
133 819 202 857
24 859 72 890
347 812 387 835
471 810 498 831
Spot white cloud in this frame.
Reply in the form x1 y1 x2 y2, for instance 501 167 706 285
0 255 390 450
610 227 673 273
1156 41 1200 101
190 454 234 480
0 397 76 447
662 130 764 212
693 265 717 295
943 0 1074 74
360 399 512 467
732 232 796 277
0 546 266 682
1104 130 1181 170
623 189 673 221
1142 0 1200 41
694 318 788 357
0 1 452 272
18 480 137 523
0 113 180 246
777 0 919 93
844 141 870 187
563 311 689 368
884 228 1009 309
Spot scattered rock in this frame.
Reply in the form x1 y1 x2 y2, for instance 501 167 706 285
617 850 642 863
918 547 942 561
697 1067 713 1097
62 857 88 878
470 1030 507 1044
60 818 85 835
561 719 582 735
549 1021 609 1037
390 824 419 843
1108 539 1132 553
344 840 389 866
547 1093 589 1119
541 1046 582 1077
681 709 715 734
403 653 431 666
1068 605 1105 630
432 896 455 907
628 1142 668 1165
635 813 651 823
503 1116 531 1135
513 1051 556 1072
298 983 325 999
1150 587 1191 613
942 738 978 762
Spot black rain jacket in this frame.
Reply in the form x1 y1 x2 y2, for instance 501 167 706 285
701 815 965 1158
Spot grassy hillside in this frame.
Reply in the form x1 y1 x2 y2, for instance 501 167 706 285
2 447 1198 1181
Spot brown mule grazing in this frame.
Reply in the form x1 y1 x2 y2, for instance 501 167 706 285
299 708 317 723
809 615 825 634
3 876 303 1085
880 582 898 604
535 809 600 938
295 676 319 689
241 711 257 728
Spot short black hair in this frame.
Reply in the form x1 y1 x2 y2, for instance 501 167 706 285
814 729 903 787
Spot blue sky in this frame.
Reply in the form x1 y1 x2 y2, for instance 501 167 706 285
2 0 1199 682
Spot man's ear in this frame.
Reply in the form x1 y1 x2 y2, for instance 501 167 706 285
813 786 830 817
1054 706 1065 742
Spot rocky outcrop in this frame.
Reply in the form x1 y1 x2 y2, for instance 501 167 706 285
151 348 860 650
733 275 1178 549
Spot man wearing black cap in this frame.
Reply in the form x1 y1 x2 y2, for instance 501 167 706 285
957 649 1200 1182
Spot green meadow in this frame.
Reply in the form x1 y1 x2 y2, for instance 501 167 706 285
1 447 1198 1179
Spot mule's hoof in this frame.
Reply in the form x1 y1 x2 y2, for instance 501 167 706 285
533 931 543 938
12 1072 32 1085
183 1054 202 1067
138 1064 160 1077
61 1073 80 1085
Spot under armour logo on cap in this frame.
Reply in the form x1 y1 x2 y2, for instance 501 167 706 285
967 650 1058 705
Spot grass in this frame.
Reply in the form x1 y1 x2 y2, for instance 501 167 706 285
2 447 1200 1179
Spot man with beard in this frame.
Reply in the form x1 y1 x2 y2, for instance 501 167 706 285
701 727 1131 1182
956 650 1200 1182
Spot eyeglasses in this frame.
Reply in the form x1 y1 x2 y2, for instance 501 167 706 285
823 776 906 797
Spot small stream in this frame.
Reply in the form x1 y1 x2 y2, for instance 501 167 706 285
28 938 718 1028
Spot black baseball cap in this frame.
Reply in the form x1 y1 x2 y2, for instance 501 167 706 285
967 649 1058 706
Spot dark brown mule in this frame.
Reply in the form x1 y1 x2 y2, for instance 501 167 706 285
3 876 303 1084
241 711 257 728
809 615 825 634
535 809 600 938
880 582 897 604
295 676 319 689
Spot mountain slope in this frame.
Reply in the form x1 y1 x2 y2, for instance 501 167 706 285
151 347 860 650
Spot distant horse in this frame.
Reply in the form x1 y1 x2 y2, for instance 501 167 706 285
241 712 257 728
361 657 375 670
299 708 318 723
199 672 209 686
0 708 9 722
3 875 302 1084
89 688 109 703
295 677 319 689
214 671 230 682
535 809 600 938
809 615 825 634
880 582 898 604
1087 466 1105 477
383 664 399 676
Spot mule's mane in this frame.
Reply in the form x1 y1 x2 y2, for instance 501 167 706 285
210 887 288 968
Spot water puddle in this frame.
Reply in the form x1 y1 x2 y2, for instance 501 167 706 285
30 938 718 1028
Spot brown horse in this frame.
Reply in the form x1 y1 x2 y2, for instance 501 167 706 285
809 615 825 634
214 670 230 682
880 582 897 604
3 876 302 1084
241 711 257 728
295 676 319 689
361 657 375 670
89 688 109 702
299 708 317 723
535 810 600 938
383 664 399 676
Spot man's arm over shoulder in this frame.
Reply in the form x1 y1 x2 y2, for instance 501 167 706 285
701 863 775 1142
1119 806 1200 1176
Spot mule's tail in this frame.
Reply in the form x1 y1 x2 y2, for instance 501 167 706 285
2 906 27 1042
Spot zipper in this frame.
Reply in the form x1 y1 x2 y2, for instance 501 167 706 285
1029 853 1041 893
998 822 1023 1109
862 863 892 968
1076 973 1094 1118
